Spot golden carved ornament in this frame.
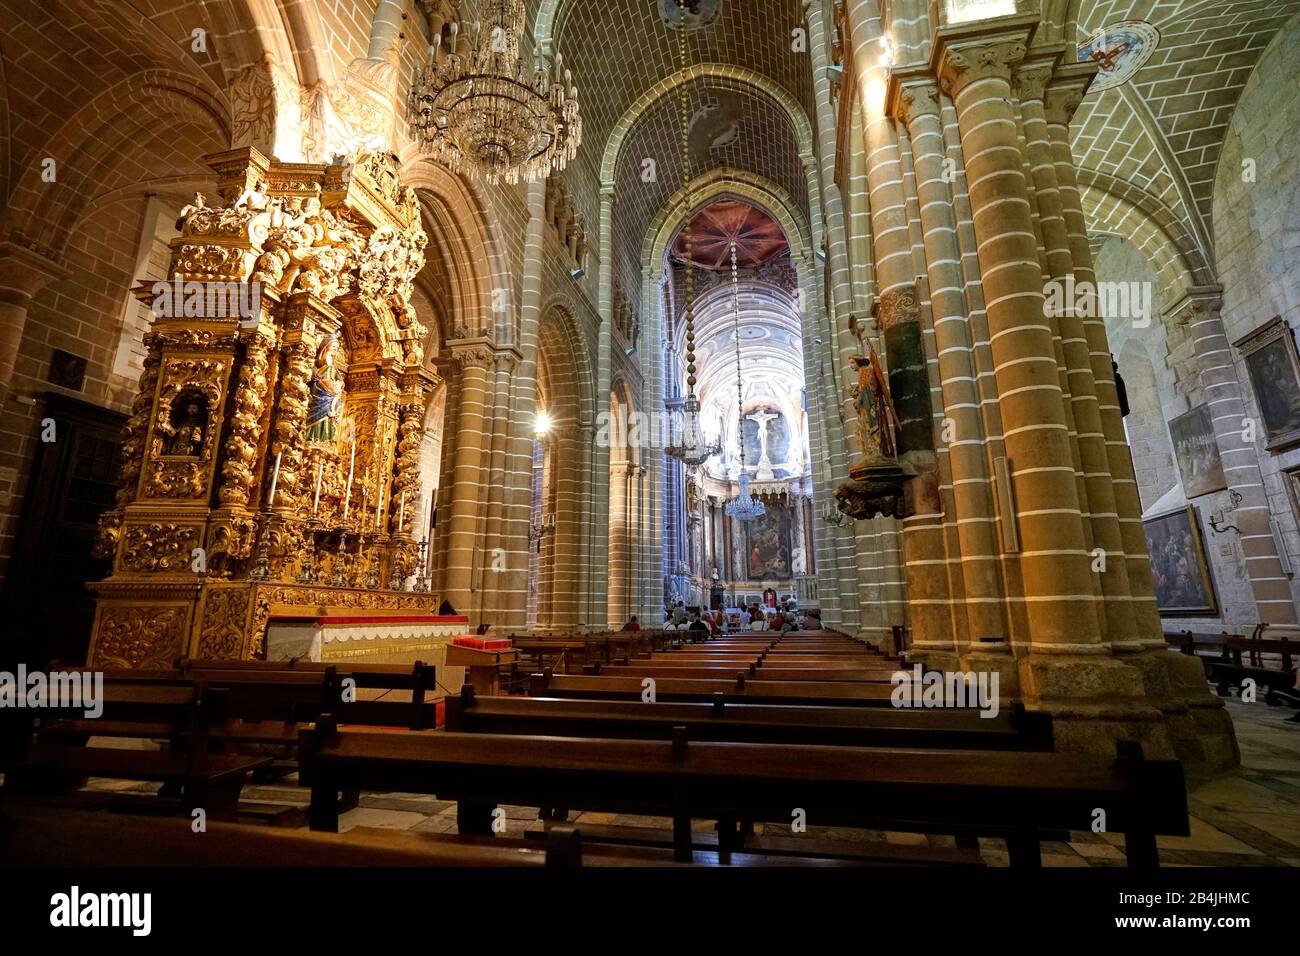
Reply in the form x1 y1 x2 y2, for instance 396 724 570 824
94 606 189 669
171 244 247 282
271 341 314 510
219 332 274 507
146 358 228 499
198 587 252 659
120 523 202 573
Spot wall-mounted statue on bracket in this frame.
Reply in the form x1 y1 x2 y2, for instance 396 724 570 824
306 334 344 445
847 335 898 462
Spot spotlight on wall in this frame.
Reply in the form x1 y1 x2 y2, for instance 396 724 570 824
534 411 553 436
570 266 586 279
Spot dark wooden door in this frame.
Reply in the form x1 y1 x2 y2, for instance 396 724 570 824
3 393 125 667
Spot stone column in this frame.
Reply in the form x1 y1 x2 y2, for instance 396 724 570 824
589 185 616 628
804 0 856 631
935 19 1167 756
478 348 521 620
1019 60 1138 649
637 274 666 625
0 242 69 406
1183 291 1300 632
892 74 1007 658
492 178 548 631
848 0 952 652
1043 67 1162 645
442 340 493 608
1042 68 1236 768
935 25 1100 651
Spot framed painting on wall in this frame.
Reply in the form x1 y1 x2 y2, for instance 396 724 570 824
1234 316 1300 452
1142 505 1218 617
1168 404 1227 498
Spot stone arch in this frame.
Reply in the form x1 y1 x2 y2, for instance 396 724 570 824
404 156 513 347
1118 335 1178 512
1 71 229 256
531 301 592 628
600 64 816 188
1081 181 1199 313
643 168 813 277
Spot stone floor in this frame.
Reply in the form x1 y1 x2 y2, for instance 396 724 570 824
70 696 1300 866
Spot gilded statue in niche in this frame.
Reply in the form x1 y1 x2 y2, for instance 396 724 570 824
305 335 344 445
161 392 209 457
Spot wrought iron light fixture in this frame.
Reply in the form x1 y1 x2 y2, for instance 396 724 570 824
724 240 765 523
665 0 719 472
407 0 582 185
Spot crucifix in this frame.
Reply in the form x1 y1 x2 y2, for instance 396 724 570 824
747 409 779 468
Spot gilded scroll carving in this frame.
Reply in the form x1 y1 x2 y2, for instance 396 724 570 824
94 606 188 669
120 523 202 573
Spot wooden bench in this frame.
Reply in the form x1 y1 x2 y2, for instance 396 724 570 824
585 663 899 683
0 804 593 867
301 725 1187 866
1206 637 1299 708
3 682 270 822
531 671 900 705
447 685 1053 750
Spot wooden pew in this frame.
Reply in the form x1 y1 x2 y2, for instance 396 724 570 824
585 663 899 683
0 804 593 867
534 671 898 705
1207 637 1299 706
3 682 270 822
447 685 1053 750
301 725 1187 866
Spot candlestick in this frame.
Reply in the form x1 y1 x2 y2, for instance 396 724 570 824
397 490 405 530
267 451 282 508
375 484 384 531
342 438 356 520
312 461 322 515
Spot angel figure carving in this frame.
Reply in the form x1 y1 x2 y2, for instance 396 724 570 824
847 338 898 461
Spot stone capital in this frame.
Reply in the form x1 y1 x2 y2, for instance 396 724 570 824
445 336 496 369
1167 285 1224 327
1012 60 1056 103
1043 61 1098 126
930 13 1038 100
887 68 942 127
0 240 71 300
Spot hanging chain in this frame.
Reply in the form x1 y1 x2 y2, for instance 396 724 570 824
678 0 696 397
731 239 745 472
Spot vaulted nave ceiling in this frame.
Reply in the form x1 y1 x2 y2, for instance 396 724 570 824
1062 0 1300 298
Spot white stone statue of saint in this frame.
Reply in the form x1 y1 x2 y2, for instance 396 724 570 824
792 546 807 576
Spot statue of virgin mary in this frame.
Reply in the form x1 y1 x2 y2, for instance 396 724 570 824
305 334 343 445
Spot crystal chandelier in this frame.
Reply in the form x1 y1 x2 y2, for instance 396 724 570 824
724 240 765 522
406 0 581 185
665 0 719 472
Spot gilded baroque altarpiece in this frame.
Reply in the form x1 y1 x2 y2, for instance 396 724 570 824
87 147 441 667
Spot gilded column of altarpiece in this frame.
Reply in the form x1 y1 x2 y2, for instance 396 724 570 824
87 147 441 667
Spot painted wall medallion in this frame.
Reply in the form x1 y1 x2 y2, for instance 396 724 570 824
1078 21 1160 93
